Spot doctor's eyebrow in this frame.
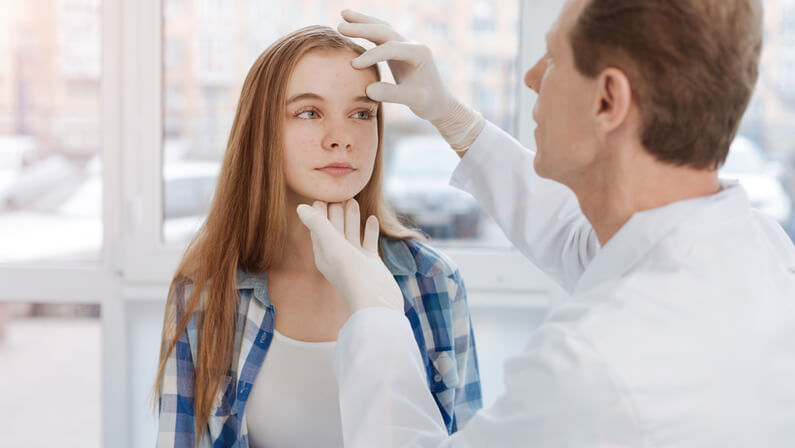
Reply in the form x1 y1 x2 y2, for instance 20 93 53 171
286 92 378 106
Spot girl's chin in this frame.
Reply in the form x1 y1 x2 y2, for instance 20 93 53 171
312 195 356 204
292 192 358 205
288 183 365 205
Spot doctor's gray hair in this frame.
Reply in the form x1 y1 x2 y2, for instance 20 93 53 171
569 0 763 170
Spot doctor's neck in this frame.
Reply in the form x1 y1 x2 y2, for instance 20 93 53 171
570 143 721 247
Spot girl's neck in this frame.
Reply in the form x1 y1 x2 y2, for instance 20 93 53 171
273 201 326 275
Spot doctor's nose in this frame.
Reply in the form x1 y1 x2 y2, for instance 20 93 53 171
524 55 546 94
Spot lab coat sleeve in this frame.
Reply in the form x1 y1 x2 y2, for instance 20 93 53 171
335 308 449 447
336 308 645 447
450 121 599 294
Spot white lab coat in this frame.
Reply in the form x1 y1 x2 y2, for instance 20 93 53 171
334 122 795 447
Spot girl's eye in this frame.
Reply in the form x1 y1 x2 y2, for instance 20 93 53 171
297 110 318 119
353 110 374 120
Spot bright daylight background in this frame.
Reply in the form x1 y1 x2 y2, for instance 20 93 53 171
1 0 794 446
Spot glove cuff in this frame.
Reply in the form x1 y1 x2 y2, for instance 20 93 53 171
430 99 486 152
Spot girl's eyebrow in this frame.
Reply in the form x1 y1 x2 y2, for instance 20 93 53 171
286 92 324 105
286 93 378 106
352 96 378 105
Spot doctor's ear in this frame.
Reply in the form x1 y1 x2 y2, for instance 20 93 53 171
593 67 633 132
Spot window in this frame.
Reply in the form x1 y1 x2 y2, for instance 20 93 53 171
474 54 498 72
472 1 496 36
161 0 520 247
0 0 103 264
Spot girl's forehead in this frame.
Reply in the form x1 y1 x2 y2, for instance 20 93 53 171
288 49 377 92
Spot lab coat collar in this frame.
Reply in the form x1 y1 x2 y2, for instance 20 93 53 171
235 235 418 308
573 180 749 295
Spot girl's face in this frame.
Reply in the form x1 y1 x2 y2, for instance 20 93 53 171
282 49 380 206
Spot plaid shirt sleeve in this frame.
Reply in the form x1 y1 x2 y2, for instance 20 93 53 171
447 267 483 429
156 280 213 448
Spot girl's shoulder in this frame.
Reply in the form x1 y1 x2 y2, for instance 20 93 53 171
391 237 460 279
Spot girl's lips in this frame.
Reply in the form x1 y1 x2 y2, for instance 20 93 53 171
317 167 355 177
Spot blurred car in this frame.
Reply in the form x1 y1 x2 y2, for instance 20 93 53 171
162 160 220 219
162 160 220 242
720 135 793 229
386 135 482 239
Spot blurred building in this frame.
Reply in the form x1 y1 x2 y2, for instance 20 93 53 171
741 0 795 164
0 0 101 161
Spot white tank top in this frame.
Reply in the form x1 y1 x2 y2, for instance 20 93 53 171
245 329 344 448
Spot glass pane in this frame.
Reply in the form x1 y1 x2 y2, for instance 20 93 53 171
0 302 101 447
732 0 795 241
0 0 103 263
162 0 517 247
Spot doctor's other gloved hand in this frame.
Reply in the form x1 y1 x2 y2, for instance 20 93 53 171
296 199 405 314
338 9 485 151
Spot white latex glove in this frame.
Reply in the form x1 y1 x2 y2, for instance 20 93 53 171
296 199 404 313
338 9 484 150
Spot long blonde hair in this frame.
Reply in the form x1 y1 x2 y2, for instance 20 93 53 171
154 25 423 441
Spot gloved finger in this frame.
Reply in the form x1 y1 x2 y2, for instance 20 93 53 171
309 228 325 272
366 82 422 106
363 215 380 254
297 202 331 236
297 203 344 252
296 204 323 235
338 22 403 45
352 41 424 69
328 202 345 235
312 200 328 218
340 9 389 26
344 199 361 248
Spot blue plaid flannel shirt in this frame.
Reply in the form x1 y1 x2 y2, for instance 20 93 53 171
156 236 483 447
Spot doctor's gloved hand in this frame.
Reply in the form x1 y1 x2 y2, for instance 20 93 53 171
296 199 405 314
338 9 485 151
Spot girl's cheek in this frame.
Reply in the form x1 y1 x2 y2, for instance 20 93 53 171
287 127 321 148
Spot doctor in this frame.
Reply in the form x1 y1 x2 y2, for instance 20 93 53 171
297 0 795 446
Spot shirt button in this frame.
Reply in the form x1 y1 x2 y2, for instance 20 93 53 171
434 374 442 382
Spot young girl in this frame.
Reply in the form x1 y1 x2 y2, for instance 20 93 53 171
155 26 482 447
